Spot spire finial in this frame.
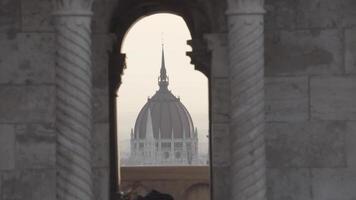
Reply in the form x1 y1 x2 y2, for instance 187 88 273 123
158 42 169 89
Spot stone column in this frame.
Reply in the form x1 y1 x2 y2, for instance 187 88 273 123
52 0 94 199
226 1 267 200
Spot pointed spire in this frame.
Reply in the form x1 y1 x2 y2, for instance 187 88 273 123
158 44 169 89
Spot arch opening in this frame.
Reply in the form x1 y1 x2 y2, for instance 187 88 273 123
110 13 211 200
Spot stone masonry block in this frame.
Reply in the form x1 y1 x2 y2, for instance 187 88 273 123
0 124 15 170
312 168 356 200
346 122 356 167
294 0 356 29
211 78 229 123
211 123 230 167
93 89 109 123
266 121 346 168
265 0 298 30
0 172 2 200
266 168 312 200
0 86 55 123
205 33 228 77
15 124 56 169
92 34 111 90
345 29 356 74
341 0 356 28
0 33 55 84
21 0 53 32
212 166 230 200
311 76 356 120
2 169 56 200
265 29 343 75
0 0 20 33
93 123 110 168
265 76 308 122
296 0 342 29
92 0 117 33
93 168 109 200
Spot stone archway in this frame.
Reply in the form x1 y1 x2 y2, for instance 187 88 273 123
108 1 213 199
51 0 267 199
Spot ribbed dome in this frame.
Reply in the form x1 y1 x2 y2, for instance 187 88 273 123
133 45 194 140
134 87 194 139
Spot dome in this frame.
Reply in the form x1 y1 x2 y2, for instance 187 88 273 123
133 45 195 140
133 88 194 139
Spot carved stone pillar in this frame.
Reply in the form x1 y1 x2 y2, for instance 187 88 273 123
226 1 267 200
53 1 94 199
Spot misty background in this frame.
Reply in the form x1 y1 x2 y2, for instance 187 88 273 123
117 14 209 164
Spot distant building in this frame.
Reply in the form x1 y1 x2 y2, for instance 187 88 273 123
128 46 199 165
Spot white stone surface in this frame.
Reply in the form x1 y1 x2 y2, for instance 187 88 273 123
311 76 356 120
21 0 53 31
94 89 109 123
312 168 356 200
0 33 55 84
346 122 356 167
0 86 55 123
15 124 56 169
267 168 312 200
266 29 343 75
93 168 109 200
93 123 110 168
265 76 309 121
345 29 356 73
212 166 230 200
0 124 15 170
92 34 111 90
211 78 229 123
92 0 117 33
211 123 230 167
266 121 346 168
205 33 228 78
2 169 56 200
0 0 20 32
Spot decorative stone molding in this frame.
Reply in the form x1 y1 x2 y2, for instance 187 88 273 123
186 39 212 77
53 0 94 199
226 0 267 200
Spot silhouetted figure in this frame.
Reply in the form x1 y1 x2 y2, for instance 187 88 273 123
137 190 174 200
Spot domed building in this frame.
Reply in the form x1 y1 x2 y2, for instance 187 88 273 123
129 47 199 165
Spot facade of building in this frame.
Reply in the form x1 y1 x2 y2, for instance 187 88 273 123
129 48 199 166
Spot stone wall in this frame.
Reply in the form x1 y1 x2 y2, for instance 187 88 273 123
264 1 356 200
1 0 356 200
0 0 115 199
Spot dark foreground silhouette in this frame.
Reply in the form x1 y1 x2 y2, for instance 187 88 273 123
136 190 174 200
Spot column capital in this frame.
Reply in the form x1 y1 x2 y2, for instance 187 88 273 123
52 0 94 16
226 0 265 15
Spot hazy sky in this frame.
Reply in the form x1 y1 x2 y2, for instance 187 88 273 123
117 13 209 146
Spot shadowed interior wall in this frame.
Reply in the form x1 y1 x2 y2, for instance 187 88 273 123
0 0 356 199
